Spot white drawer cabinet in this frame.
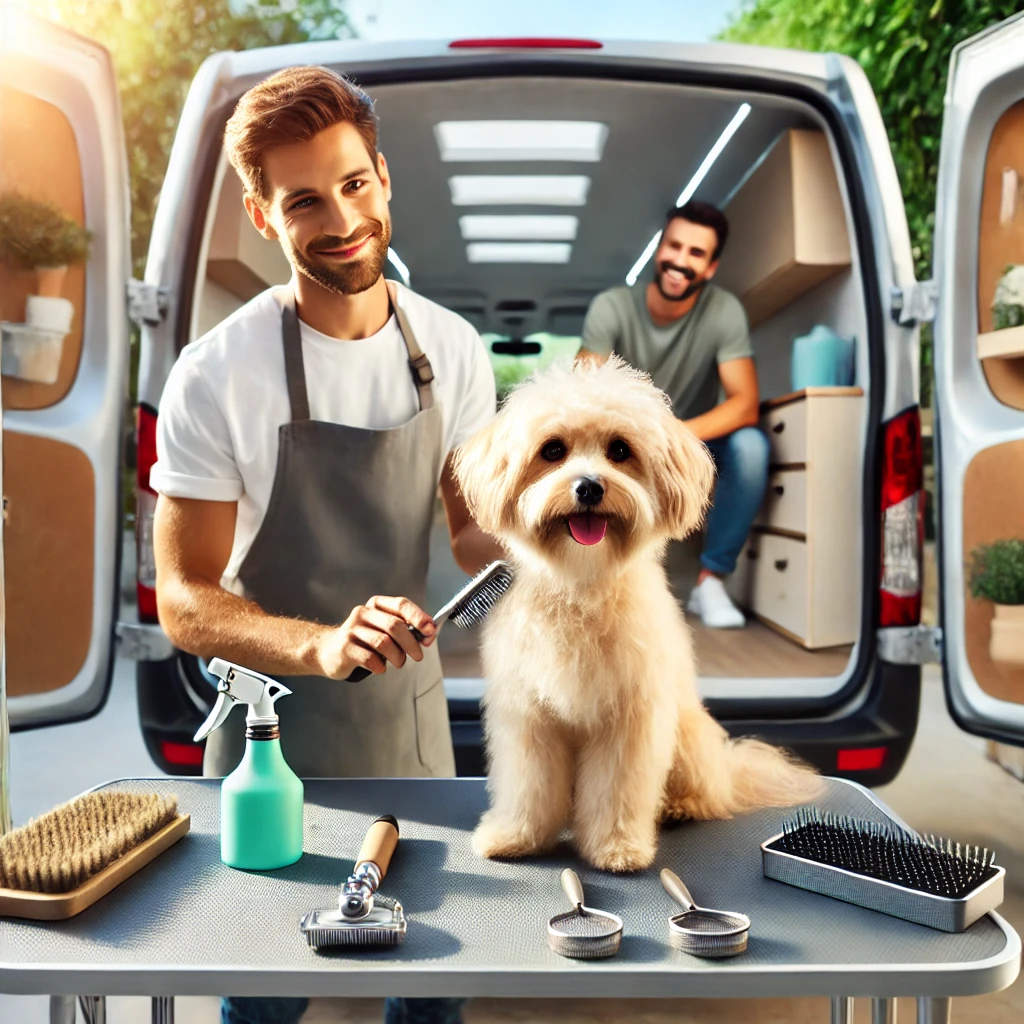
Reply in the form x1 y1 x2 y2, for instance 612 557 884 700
728 386 864 648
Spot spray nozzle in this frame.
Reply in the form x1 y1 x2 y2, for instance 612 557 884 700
193 658 292 742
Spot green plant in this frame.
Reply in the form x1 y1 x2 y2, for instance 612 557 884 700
0 191 92 270
968 538 1024 605
992 264 1024 330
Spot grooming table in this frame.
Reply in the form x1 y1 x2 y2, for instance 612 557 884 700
0 777 1018 1024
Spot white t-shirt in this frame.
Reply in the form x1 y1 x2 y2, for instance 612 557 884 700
150 281 496 589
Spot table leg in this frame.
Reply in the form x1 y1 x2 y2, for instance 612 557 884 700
78 996 106 1024
49 995 76 1024
151 995 174 1024
917 997 951 1024
873 997 897 1023
831 995 855 1023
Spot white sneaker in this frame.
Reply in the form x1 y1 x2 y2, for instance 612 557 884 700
686 575 746 628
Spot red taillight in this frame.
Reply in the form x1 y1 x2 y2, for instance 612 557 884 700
160 740 204 768
837 746 887 772
449 37 603 49
136 403 159 622
879 407 924 627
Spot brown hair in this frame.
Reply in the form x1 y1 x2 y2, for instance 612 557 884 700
224 65 379 199
664 200 729 261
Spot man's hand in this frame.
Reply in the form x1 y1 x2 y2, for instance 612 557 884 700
315 596 438 679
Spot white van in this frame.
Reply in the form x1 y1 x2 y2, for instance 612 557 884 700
4 11 1024 786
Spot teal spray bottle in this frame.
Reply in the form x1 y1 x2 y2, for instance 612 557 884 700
194 658 304 869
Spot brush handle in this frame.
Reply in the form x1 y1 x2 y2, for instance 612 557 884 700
561 868 585 909
355 815 400 879
660 868 697 912
345 667 371 682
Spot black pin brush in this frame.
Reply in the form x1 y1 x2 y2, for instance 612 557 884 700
761 807 1005 932
346 560 514 682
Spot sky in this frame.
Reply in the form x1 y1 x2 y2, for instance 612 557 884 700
343 0 747 44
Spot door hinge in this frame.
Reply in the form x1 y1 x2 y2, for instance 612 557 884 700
890 281 937 326
115 620 174 661
126 279 170 327
877 625 942 665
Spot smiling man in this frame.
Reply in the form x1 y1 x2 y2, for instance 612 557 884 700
578 201 768 629
149 66 497 1024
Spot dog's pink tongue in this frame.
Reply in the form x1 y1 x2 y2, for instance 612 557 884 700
567 514 607 546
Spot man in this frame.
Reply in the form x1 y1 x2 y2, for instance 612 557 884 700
150 66 499 1024
578 200 768 628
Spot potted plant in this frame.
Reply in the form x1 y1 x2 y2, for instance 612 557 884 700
968 538 1024 665
0 190 91 297
992 264 1024 330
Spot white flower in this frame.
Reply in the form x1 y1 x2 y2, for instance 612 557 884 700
993 264 1024 307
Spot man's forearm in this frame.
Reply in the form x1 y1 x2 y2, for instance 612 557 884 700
451 521 506 575
157 576 330 677
682 394 759 442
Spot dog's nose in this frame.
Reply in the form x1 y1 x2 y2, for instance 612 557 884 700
573 477 604 507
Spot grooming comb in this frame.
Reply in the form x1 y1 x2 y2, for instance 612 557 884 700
300 815 407 949
761 807 1004 932
0 791 189 920
346 560 514 681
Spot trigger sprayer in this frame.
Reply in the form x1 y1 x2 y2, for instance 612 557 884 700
195 658 304 870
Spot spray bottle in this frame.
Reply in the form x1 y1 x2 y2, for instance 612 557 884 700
194 658 304 869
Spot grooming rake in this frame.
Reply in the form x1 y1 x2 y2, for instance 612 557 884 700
346 560 514 681
660 867 751 957
546 868 623 959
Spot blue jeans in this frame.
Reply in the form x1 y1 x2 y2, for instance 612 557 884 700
701 426 770 576
221 996 465 1023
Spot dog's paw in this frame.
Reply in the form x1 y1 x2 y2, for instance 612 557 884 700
583 839 655 874
471 818 543 860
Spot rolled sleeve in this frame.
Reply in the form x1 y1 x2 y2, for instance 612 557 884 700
448 327 497 453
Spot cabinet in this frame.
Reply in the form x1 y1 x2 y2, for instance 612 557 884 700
717 129 851 329
727 387 865 648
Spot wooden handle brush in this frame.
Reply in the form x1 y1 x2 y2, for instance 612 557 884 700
0 790 190 920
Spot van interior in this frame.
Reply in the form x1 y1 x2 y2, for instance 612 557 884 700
190 73 872 695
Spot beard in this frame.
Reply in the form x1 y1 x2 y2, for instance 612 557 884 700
653 261 705 303
290 217 392 296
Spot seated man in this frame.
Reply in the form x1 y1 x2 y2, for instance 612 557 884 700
578 200 768 628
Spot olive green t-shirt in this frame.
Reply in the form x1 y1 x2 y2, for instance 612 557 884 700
581 282 752 420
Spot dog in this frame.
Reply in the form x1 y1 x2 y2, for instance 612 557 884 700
454 356 823 872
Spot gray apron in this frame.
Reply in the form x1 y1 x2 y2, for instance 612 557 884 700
203 282 455 779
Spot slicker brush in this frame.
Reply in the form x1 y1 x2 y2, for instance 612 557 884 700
0 790 190 920
761 807 1005 932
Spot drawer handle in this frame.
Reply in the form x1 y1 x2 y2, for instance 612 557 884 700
772 421 786 434
774 559 788 571
773 485 785 497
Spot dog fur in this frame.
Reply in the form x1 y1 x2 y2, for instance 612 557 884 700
454 356 824 872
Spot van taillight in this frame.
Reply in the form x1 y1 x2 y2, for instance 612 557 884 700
879 406 924 626
135 403 159 622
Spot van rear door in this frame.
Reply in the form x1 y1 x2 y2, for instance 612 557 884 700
933 12 1024 746
0 10 129 728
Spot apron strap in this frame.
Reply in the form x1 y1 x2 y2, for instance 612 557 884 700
280 281 437 422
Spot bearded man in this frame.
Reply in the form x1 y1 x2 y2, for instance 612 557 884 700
579 201 768 629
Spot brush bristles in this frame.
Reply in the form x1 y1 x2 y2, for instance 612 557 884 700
773 808 998 899
448 563 514 629
0 791 178 894
304 927 404 948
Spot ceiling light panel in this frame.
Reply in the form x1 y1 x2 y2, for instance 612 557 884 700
459 215 578 241
436 120 608 161
449 175 590 206
466 242 572 264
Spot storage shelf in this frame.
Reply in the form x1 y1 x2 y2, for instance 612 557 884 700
978 324 1024 360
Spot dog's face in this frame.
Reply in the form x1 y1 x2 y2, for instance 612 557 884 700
455 357 715 572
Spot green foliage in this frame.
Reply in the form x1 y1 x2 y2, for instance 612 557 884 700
720 1 1023 407
0 191 92 269
969 538 1024 605
43 0 355 277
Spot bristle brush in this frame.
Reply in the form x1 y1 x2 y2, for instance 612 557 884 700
346 560 514 681
761 807 1005 932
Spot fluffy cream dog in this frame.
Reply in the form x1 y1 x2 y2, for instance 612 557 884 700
454 357 823 872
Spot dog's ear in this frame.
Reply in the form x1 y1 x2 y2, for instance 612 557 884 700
451 415 514 536
652 417 716 539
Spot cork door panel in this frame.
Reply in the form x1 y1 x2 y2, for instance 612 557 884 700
976 99 1024 410
962 440 1024 703
2 432 94 695
0 84 86 411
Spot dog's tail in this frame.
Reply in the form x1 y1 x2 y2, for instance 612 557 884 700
661 707 825 821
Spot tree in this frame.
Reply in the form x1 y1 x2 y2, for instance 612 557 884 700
43 0 354 274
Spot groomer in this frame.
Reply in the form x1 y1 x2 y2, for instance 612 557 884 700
150 66 498 1024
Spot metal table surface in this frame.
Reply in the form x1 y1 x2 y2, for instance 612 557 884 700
0 776 1018 1007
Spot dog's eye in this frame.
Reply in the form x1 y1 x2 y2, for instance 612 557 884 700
608 439 632 463
540 440 567 462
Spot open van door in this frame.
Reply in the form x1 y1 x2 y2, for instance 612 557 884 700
933 11 1024 747
0 10 130 728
